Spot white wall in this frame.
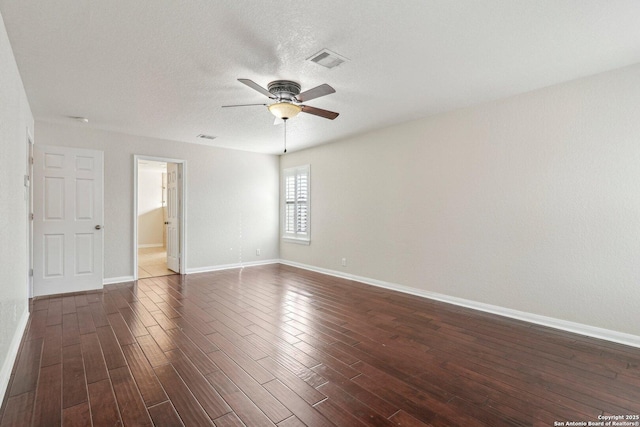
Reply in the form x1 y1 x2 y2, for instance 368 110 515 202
0 10 34 404
137 167 164 247
281 63 640 340
35 121 280 280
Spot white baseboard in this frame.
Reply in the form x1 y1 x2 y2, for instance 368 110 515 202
0 307 30 406
137 243 164 249
103 276 135 285
186 259 279 275
278 260 640 349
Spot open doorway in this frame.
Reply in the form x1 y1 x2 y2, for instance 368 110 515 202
134 156 186 279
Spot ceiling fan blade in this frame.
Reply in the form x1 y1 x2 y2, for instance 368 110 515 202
238 79 274 98
296 84 335 102
221 103 267 108
300 105 339 120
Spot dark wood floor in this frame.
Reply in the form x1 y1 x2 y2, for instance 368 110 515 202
1 264 639 426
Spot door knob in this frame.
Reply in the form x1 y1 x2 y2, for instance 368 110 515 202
95 225 102 230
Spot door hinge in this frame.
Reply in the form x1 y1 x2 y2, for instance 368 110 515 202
29 268 33 277
30 212 34 220
30 156 34 165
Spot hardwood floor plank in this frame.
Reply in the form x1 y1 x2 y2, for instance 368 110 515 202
210 320 267 359
292 339 360 380
127 300 159 328
26 309 47 340
76 305 96 335
149 310 178 331
121 343 168 407
80 332 109 384
32 364 62 427
208 350 292 423
41 324 63 367
388 410 434 427
95 326 127 370
9 337 43 397
277 415 308 427
136 333 169 367
166 349 231 419
153 364 215 426
118 306 151 337
315 380 396 427
62 313 80 347
87 379 122 426
171 316 219 353
205 370 276 427
165 328 219 375
109 366 153 426
263 379 333 427
148 401 185 427
312 363 397 417
46 299 63 326
245 334 327 388
208 332 274 384
62 296 77 315
0 392 34 427
245 331 320 370
62 343 88 408
259 357 326 405
146 324 178 352
214 412 247 427
107 312 137 346
313 399 371 427
88 302 110 328
74 294 88 308
62 402 91 427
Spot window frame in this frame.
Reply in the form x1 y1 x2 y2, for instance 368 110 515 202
282 164 311 245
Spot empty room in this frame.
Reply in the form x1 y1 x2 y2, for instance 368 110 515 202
1 1 639 426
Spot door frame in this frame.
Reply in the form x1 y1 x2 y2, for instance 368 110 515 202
133 155 187 279
26 131 34 298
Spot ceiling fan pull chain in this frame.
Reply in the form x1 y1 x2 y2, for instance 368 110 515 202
283 118 287 153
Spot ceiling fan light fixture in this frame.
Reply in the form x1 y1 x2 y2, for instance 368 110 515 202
268 102 302 120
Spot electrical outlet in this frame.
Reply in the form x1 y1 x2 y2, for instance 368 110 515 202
256 249 261 256
341 257 347 267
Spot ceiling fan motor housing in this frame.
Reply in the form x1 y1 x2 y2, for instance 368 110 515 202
267 80 301 101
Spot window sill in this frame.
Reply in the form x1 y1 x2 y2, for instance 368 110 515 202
282 236 311 245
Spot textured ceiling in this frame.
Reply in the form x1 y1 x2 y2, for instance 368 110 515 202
2 1 640 154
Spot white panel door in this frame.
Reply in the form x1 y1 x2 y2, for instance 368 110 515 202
166 162 180 272
33 145 103 296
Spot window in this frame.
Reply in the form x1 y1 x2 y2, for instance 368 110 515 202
283 165 310 244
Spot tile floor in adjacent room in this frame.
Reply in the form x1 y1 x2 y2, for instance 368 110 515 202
137 247 177 279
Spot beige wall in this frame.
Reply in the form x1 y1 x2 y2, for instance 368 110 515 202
281 63 640 339
0 10 34 403
35 121 280 280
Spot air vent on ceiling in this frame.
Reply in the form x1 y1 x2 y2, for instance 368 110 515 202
197 134 216 140
307 49 349 69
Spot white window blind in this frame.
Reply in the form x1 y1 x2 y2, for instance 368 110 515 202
283 165 310 243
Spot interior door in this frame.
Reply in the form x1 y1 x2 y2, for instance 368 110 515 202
33 145 104 296
166 162 180 272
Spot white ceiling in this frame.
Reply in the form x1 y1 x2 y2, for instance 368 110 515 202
2 1 640 155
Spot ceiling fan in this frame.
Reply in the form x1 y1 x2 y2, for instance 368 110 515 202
223 79 339 122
